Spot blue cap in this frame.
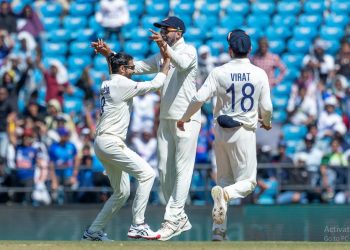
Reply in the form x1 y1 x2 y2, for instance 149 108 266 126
57 127 70 137
228 29 251 54
154 16 186 33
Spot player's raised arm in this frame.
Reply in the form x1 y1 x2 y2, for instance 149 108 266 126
125 29 166 75
121 58 170 100
149 29 170 60
149 28 195 71
101 51 169 101
160 57 171 75
92 38 159 74
166 44 196 71
91 38 112 57
91 39 115 74
149 29 171 75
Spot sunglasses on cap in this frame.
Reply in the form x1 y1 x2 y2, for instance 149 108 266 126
160 27 182 34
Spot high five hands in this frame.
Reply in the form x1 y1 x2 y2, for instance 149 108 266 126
91 32 170 60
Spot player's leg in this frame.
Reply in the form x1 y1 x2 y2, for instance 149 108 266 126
212 218 228 241
211 140 233 240
93 136 159 239
158 120 201 241
224 128 257 200
83 166 128 241
120 146 160 240
84 137 130 241
157 119 176 202
212 129 257 241
168 120 200 222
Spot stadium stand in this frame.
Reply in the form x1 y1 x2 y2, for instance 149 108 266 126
0 0 349 206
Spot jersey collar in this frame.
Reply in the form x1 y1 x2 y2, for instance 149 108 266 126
110 74 121 80
171 37 185 50
230 58 250 63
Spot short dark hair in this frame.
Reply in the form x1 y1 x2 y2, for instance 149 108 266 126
228 29 251 58
109 52 133 74
232 50 249 58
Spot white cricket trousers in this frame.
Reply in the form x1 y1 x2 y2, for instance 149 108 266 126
215 127 257 201
89 134 155 232
157 119 201 223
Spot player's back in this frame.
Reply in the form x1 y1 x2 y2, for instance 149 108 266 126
212 58 270 129
95 75 133 141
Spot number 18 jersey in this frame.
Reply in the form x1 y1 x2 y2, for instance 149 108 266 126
185 58 272 130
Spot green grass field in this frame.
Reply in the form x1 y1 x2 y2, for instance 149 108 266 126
0 241 349 250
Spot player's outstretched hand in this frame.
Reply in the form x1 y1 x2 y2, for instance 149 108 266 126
91 38 111 57
177 120 185 131
149 29 169 60
149 29 165 44
258 118 272 131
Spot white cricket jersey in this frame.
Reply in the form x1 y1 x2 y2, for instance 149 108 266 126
95 73 166 141
134 37 201 121
182 58 273 141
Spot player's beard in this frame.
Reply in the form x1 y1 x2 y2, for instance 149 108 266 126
162 35 176 47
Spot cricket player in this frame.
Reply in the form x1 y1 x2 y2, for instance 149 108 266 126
177 29 273 241
92 16 201 241
82 50 171 241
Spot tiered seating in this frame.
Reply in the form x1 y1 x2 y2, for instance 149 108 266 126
226 2 250 16
35 0 349 158
128 0 144 17
282 54 304 69
40 2 63 17
69 2 94 17
282 124 308 156
42 17 61 30
124 40 149 58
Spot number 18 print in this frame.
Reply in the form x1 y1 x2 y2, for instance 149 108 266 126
226 82 255 112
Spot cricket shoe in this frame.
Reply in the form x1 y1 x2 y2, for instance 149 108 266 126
81 229 113 241
127 223 160 240
178 216 192 233
157 221 182 241
212 227 228 241
211 186 227 225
